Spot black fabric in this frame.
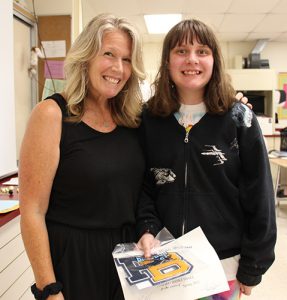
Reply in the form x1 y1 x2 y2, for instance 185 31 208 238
44 93 145 299
46 93 145 229
136 103 276 286
47 222 134 300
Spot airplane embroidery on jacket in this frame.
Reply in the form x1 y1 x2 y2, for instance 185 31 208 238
201 145 227 166
230 138 239 150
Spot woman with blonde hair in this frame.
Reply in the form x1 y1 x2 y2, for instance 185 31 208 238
19 14 145 300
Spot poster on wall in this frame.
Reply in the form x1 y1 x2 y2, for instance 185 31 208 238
277 73 287 124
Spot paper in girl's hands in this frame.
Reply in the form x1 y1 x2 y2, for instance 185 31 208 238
112 227 229 300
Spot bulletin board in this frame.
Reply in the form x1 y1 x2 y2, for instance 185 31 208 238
37 15 71 101
278 72 287 120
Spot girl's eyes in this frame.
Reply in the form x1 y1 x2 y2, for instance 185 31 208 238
198 48 211 55
175 47 211 55
176 49 187 54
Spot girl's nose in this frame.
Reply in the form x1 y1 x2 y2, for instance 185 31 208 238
186 52 199 64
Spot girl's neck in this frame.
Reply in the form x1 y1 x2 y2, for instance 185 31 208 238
179 90 205 105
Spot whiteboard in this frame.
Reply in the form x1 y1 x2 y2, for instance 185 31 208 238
14 17 33 161
0 0 17 178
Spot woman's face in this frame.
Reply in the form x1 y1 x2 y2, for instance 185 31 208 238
87 29 132 100
168 37 214 102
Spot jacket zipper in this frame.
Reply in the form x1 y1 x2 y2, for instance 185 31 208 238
182 130 189 235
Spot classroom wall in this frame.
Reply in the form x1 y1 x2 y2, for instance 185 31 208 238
29 0 72 15
143 41 287 84
25 0 81 42
23 0 287 82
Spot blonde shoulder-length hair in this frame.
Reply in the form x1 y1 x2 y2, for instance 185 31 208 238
64 13 145 127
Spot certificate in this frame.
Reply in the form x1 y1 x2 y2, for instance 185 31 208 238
113 227 229 300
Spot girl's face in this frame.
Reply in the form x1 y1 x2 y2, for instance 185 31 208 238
87 29 132 101
168 37 214 103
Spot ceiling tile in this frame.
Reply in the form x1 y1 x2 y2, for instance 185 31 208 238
270 0 287 13
219 14 265 32
227 0 279 13
139 0 185 14
81 0 287 43
183 14 224 31
254 14 287 32
217 32 249 42
246 32 282 41
272 32 287 42
83 1 141 16
182 0 232 13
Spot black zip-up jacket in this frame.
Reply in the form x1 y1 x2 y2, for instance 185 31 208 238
136 102 276 286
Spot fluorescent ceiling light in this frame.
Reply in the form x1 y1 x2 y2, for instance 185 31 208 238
144 14 182 34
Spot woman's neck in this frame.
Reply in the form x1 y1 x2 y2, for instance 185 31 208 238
85 95 110 113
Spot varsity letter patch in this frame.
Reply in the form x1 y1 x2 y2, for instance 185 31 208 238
115 251 193 289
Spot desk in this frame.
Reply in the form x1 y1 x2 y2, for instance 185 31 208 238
0 175 19 228
269 158 287 206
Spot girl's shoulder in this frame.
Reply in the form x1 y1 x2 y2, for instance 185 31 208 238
230 102 254 128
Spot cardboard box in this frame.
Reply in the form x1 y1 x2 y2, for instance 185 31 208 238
256 115 273 135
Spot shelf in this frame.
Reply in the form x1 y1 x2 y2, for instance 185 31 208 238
227 69 277 91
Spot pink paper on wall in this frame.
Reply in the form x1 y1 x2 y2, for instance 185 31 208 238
44 60 65 79
283 84 287 108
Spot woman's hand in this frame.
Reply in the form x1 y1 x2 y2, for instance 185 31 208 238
137 232 159 258
236 92 252 109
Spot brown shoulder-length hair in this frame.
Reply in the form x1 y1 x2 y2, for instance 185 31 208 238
148 19 236 117
63 14 145 127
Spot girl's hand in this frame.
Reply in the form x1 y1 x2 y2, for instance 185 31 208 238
137 233 160 258
239 281 254 296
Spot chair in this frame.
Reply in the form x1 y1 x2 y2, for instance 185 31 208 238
280 127 287 152
274 127 287 206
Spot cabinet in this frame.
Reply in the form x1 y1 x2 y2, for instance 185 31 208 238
0 216 34 300
227 69 277 135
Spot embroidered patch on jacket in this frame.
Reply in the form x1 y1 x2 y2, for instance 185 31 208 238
230 138 239 150
231 103 253 128
201 145 227 166
150 168 176 185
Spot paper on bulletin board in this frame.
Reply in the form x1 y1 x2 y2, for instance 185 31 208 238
44 60 65 79
2 177 18 185
41 40 66 58
42 79 66 100
113 227 229 300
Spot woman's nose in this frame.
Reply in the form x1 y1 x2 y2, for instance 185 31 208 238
112 58 123 72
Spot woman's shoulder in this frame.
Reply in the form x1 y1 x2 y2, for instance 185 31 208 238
31 97 63 123
45 93 68 113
